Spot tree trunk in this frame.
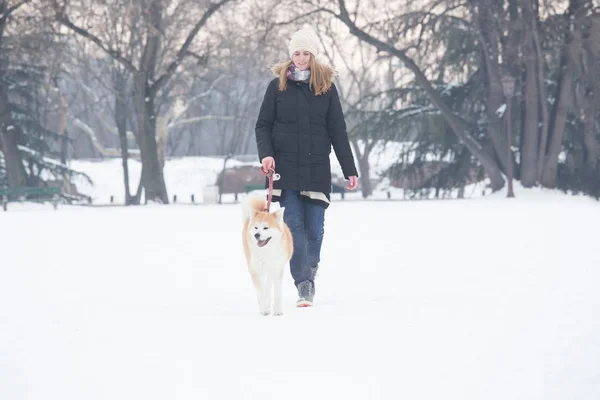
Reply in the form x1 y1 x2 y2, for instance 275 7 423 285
540 0 587 187
582 101 598 169
541 56 572 187
580 66 600 170
0 85 26 188
351 139 373 198
576 1 599 170
57 92 75 194
115 71 133 205
520 0 540 187
133 165 144 205
531 0 550 182
473 0 512 174
58 94 68 165
133 0 168 204
0 8 26 188
218 155 231 205
133 73 168 203
156 117 167 171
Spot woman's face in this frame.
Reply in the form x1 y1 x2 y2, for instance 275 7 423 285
292 51 311 70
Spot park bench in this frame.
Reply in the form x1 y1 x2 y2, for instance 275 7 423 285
0 186 62 211
243 183 265 193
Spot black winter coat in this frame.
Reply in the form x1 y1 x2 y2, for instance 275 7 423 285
255 67 358 197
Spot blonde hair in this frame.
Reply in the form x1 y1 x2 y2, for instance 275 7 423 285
277 56 334 96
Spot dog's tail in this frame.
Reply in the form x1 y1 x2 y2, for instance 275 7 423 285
241 192 266 222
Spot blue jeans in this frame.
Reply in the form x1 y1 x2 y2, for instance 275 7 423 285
278 190 325 286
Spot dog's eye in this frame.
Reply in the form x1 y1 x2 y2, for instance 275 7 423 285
253 226 258 230
263 226 268 230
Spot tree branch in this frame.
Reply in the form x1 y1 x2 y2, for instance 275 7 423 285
6 0 34 15
335 0 505 189
53 2 138 74
149 0 233 96
270 9 328 26
336 0 480 148
167 74 227 126
168 115 236 129
70 117 124 157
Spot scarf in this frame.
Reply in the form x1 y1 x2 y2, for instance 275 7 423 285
286 63 311 82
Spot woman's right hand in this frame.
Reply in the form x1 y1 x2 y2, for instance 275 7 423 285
261 156 275 174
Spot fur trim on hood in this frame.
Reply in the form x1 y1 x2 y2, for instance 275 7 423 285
269 59 338 80
268 59 339 95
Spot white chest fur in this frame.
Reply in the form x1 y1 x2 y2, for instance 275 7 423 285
249 240 289 273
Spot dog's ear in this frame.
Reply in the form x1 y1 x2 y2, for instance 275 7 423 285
249 207 258 219
274 207 285 228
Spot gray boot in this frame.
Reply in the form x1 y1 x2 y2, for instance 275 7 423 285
309 264 319 300
296 280 314 307
310 264 319 282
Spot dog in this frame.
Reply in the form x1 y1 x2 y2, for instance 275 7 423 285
242 193 293 316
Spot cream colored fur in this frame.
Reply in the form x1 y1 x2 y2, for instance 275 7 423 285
241 193 293 316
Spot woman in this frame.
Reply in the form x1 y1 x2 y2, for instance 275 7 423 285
254 26 359 307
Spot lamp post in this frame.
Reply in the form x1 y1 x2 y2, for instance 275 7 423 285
501 75 516 198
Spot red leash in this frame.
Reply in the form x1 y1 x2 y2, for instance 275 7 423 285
261 167 276 212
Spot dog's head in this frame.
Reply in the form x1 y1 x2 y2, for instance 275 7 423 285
247 207 285 248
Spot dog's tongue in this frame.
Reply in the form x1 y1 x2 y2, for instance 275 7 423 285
257 238 271 247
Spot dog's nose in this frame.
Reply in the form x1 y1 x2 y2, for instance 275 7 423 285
254 233 261 240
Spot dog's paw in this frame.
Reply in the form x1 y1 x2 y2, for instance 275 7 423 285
260 310 270 316
272 306 283 316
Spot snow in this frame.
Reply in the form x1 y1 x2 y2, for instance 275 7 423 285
1 183 600 399
69 156 253 204
495 103 507 117
68 146 478 205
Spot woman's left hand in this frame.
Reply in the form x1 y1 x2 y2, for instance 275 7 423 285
346 176 358 190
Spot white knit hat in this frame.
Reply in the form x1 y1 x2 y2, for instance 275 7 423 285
288 26 319 59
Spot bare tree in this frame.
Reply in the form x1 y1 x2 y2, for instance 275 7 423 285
53 0 234 203
316 0 507 191
62 36 140 203
312 16 390 198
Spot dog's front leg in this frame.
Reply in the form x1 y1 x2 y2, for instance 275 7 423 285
260 275 273 316
250 269 266 315
258 275 271 316
272 269 284 316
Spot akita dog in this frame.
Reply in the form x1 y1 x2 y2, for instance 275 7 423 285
242 194 293 316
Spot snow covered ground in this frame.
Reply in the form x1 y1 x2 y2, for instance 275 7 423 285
1 186 599 399
68 155 372 205
69 156 252 205
68 153 489 205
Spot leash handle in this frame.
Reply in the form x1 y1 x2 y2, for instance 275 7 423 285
261 167 276 212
